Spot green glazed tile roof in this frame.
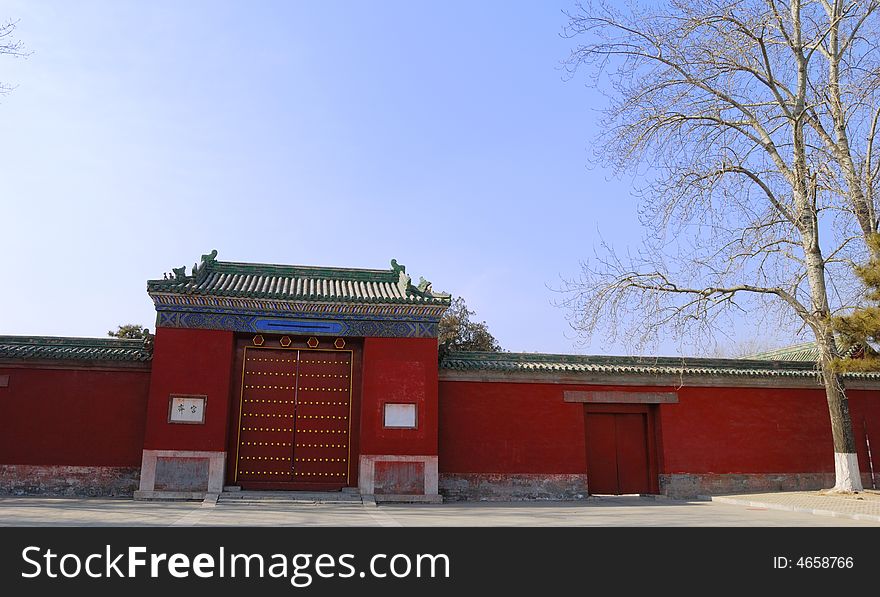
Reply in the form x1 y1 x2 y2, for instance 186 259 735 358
439 351 880 379
0 336 153 362
147 250 451 306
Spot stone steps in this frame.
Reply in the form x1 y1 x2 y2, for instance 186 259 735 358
217 489 362 505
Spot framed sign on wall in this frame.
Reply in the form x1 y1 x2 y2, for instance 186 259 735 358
168 394 207 424
383 403 417 429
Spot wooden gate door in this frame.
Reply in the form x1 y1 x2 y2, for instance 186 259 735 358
584 413 619 494
291 350 351 487
234 347 353 490
585 411 651 495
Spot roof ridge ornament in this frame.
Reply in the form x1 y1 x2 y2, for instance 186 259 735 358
201 249 218 266
417 276 432 294
192 249 218 280
392 259 412 294
389 259 450 299
163 249 218 283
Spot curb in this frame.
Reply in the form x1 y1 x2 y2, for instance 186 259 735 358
706 495 880 523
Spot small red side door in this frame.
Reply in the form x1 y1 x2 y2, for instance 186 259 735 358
585 409 652 495
585 413 619 494
615 413 650 494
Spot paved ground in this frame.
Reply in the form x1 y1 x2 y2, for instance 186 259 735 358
709 488 880 522
1 493 879 526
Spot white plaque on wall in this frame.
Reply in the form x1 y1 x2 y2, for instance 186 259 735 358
383 403 417 429
168 394 207 424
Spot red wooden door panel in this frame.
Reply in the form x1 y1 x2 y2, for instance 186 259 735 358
235 347 297 485
291 350 352 488
615 413 650 494
234 347 353 490
585 413 619 494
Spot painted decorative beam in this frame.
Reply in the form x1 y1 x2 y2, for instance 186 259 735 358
155 311 439 338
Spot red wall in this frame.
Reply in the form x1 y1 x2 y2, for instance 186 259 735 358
360 337 438 456
849 390 880 475
0 366 150 466
142 327 234 451
438 381 588 473
659 387 835 473
439 380 880 477
659 387 879 474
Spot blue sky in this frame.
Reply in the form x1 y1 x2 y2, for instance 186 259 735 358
0 1 778 355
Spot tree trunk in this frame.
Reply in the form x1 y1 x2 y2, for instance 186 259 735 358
805 263 863 492
815 331 863 492
793 25 863 488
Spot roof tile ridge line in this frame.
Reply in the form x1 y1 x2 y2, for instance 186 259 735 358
0 335 148 347
211 260 399 280
437 363 830 377
146 250 399 284
444 351 698 364
440 350 828 370
445 351 588 361
473 352 699 364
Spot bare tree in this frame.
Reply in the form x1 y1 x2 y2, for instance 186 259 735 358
561 0 880 491
1 19 28 96
711 337 787 358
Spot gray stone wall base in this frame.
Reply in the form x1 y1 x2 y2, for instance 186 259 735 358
660 473 842 499
0 464 139 497
439 473 589 501
133 490 207 501
137 450 226 494
359 455 439 498
372 493 443 504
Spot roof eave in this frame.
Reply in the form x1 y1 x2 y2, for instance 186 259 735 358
147 290 451 309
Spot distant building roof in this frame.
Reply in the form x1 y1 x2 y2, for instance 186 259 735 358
0 336 152 363
744 340 862 362
147 250 451 307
